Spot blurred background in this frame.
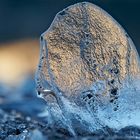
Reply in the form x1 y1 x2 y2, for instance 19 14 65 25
0 0 140 103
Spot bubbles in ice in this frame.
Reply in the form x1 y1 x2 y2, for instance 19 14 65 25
35 2 140 135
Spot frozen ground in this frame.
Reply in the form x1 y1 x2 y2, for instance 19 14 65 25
1 105 140 140
0 77 140 140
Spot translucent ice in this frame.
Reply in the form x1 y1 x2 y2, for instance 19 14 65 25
35 2 140 135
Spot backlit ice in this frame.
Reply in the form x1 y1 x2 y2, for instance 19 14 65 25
35 2 140 136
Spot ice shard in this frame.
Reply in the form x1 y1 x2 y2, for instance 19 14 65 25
35 2 140 135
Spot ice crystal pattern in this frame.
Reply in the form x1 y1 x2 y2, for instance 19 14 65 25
35 2 140 135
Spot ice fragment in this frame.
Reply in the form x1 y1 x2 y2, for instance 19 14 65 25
35 2 140 135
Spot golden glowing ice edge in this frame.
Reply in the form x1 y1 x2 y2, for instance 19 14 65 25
36 2 140 135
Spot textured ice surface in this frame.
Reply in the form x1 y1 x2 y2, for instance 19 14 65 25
35 2 140 135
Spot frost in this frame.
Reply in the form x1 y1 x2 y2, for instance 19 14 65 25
35 2 140 135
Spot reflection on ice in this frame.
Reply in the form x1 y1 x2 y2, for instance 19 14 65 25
35 2 140 135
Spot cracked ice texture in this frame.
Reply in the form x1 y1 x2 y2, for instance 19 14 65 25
35 2 140 108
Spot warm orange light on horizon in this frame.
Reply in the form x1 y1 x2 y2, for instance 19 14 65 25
0 39 39 85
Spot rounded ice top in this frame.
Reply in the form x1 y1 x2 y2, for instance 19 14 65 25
35 2 140 135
